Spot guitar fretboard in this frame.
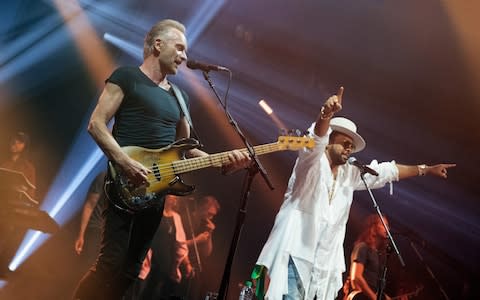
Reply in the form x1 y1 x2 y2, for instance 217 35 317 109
172 142 281 174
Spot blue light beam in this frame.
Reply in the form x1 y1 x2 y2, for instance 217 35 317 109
8 113 108 271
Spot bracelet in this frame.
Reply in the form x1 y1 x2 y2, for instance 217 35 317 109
320 106 334 120
417 164 427 176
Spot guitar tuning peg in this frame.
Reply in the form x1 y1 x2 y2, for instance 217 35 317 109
288 129 296 136
279 128 288 136
294 129 302 137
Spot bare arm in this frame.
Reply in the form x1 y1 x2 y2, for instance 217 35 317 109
180 253 194 278
314 86 344 136
75 192 100 254
87 82 151 184
186 232 210 247
350 261 377 300
202 218 215 256
203 233 213 257
396 163 456 180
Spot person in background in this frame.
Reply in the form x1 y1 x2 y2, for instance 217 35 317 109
180 195 220 299
139 195 192 300
74 172 107 267
1 131 36 198
345 214 391 300
0 131 37 275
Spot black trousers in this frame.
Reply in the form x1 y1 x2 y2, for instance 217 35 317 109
73 199 164 300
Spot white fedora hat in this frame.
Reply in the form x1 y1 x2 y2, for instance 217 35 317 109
330 117 366 153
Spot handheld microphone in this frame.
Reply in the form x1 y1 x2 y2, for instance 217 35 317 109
186 60 230 72
347 157 379 176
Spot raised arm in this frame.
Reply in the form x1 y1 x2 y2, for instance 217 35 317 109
314 86 344 136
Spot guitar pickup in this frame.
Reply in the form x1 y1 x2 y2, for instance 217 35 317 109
152 163 161 181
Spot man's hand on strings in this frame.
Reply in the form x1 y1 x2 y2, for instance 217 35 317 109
222 150 252 175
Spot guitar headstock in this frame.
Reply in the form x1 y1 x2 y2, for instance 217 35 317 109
277 134 315 150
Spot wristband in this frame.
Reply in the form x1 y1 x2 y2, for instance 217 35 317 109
417 164 427 176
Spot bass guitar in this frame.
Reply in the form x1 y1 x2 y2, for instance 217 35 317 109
108 136 314 212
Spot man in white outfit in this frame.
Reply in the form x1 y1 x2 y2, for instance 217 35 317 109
253 87 455 300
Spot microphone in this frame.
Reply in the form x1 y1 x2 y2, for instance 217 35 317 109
347 157 379 176
186 60 230 72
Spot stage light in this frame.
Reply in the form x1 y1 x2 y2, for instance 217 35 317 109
258 99 287 131
259 99 273 115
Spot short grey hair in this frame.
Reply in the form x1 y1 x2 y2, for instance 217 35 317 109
143 19 186 59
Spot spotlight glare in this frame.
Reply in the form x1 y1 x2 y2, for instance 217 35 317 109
8 231 44 271
8 148 105 271
259 99 273 115
103 33 142 60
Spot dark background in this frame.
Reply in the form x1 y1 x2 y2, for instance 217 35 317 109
0 0 479 299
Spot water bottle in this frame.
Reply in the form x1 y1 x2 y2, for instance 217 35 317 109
205 291 218 300
239 280 254 300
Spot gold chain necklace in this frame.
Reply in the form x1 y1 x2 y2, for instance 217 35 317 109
328 176 337 205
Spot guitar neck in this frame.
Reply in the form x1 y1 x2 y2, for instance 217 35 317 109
173 142 281 174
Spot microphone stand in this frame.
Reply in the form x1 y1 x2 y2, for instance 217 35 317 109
184 203 203 273
359 172 405 300
378 243 392 300
200 71 274 300
408 237 450 300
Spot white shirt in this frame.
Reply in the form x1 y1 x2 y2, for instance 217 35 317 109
256 125 399 300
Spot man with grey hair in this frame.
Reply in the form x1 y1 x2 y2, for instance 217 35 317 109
74 19 249 299
252 87 455 300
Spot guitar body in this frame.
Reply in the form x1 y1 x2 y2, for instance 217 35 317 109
108 139 200 211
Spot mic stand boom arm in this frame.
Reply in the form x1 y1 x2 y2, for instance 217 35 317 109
200 71 274 300
359 172 405 300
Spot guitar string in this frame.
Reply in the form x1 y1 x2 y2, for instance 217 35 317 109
150 140 311 178
165 140 312 175
127 139 311 184
142 143 281 184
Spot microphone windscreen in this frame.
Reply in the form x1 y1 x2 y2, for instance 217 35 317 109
186 60 198 69
347 157 357 165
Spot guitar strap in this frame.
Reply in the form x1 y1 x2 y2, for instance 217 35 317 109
170 82 194 130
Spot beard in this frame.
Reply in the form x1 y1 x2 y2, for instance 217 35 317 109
326 147 348 166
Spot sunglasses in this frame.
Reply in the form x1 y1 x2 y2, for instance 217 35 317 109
340 140 356 151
